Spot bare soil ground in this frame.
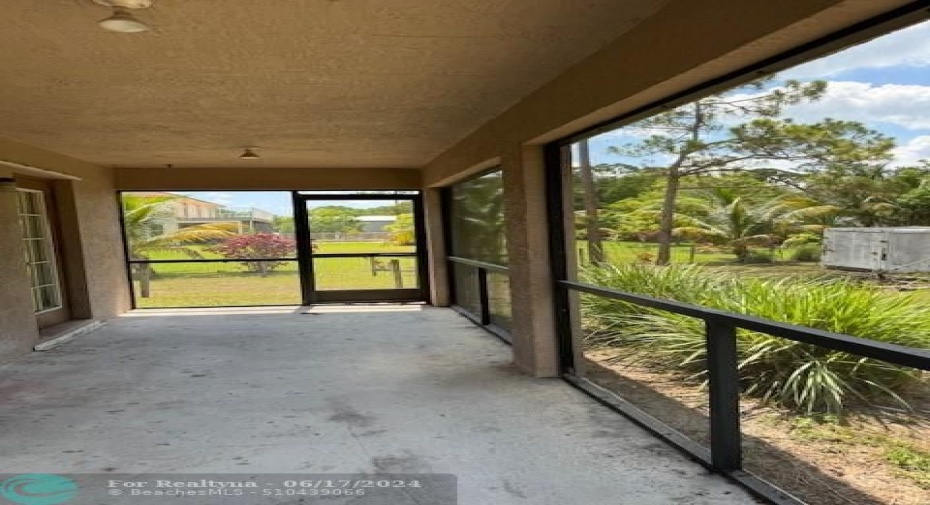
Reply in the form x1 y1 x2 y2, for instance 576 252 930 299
584 350 930 505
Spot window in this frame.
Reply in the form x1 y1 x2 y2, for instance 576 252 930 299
446 169 512 335
17 189 61 313
552 17 930 505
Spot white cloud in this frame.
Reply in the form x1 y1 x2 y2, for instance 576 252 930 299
596 80 930 138
783 21 930 79
580 79 930 167
779 81 930 129
723 81 930 130
892 135 930 166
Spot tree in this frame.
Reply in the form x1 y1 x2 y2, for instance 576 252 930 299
673 189 838 261
209 233 296 277
801 162 930 227
605 179 730 242
450 171 508 264
578 138 605 263
385 213 415 245
273 215 295 234
897 179 930 225
309 207 362 233
365 201 413 215
594 166 661 205
608 79 894 265
121 195 234 297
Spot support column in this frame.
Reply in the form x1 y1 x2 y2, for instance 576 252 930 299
423 187 450 306
502 145 559 377
0 172 41 359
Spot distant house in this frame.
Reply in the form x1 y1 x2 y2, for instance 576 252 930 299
357 215 397 233
136 192 275 234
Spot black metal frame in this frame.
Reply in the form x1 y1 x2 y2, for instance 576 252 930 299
118 190 430 308
440 168 513 343
447 256 511 343
293 192 429 305
116 190 140 310
543 4 930 503
556 281 930 503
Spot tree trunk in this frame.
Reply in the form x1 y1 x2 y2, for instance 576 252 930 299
138 264 152 298
656 170 680 265
578 139 605 264
657 101 702 266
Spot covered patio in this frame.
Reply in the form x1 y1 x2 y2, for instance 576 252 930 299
2 1 928 504
0 306 752 504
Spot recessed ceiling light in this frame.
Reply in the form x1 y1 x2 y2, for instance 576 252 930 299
98 7 150 33
240 148 261 160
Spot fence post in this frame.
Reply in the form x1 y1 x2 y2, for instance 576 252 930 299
705 319 742 471
390 259 403 288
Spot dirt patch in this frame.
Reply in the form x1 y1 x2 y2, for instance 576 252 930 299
584 350 930 505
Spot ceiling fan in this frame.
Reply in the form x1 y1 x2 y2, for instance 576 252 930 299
93 0 154 33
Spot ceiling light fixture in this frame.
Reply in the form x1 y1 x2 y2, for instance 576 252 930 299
239 148 261 160
94 0 153 33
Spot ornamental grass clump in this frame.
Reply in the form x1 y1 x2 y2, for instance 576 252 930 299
581 264 930 414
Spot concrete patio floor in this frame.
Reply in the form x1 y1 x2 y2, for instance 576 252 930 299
0 305 757 504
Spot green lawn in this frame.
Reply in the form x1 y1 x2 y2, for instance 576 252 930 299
134 240 826 308
134 241 418 307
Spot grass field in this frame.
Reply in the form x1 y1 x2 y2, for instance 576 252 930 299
134 239 825 308
134 241 418 308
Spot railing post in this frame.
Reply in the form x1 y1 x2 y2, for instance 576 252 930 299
705 319 742 471
477 267 491 325
390 259 403 288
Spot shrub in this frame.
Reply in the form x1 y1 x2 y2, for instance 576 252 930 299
742 249 777 263
581 264 930 414
787 243 822 262
209 233 296 276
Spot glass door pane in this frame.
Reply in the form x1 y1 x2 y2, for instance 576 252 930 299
16 189 62 313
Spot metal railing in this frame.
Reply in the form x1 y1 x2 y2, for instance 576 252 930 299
448 256 511 341
558 279 930 504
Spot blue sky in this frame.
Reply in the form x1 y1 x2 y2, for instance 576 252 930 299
172 192 408 218
583 19 930 169
175 20 930 215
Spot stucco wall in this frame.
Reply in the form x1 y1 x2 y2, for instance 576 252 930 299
0 137 129 361
0 175 38 359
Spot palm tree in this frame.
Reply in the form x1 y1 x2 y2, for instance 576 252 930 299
122 194 235 298
673 189 838 261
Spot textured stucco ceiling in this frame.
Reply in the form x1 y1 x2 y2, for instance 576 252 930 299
0 0 667 169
